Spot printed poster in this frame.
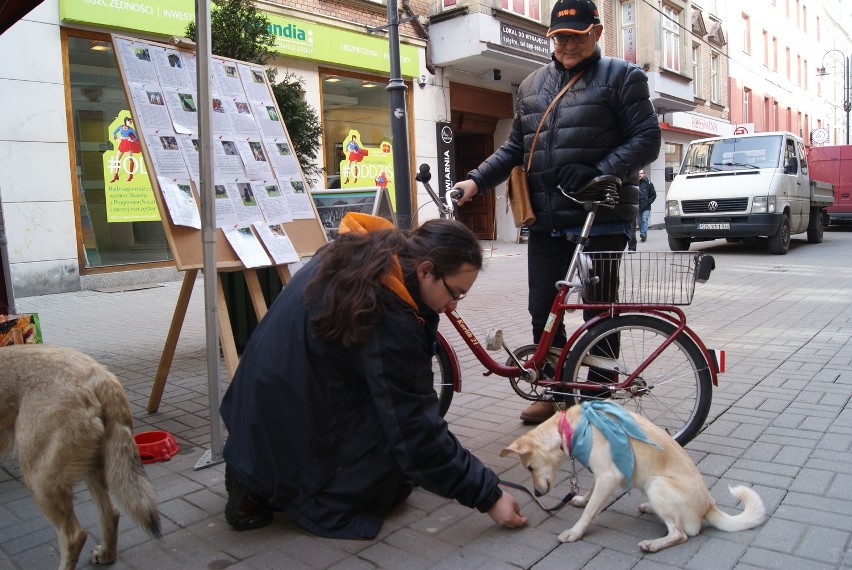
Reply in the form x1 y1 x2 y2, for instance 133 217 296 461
102 111 159 223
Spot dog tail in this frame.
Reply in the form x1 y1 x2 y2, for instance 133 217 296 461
92 367 163 539
704 485 766 532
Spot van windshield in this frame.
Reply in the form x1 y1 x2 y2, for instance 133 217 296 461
680 135 783 174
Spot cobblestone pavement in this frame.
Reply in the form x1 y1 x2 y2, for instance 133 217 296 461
2 227 852 569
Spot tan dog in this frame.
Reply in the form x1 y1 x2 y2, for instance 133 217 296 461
500 402 765 552
0 345 161 569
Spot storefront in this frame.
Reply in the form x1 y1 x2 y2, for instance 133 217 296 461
1 0 437 296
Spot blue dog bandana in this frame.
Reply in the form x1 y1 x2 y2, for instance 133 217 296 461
570 401 662 490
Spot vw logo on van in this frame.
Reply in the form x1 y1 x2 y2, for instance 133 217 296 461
707 201 719 212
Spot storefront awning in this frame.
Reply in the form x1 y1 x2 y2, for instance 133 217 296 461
0 0 44 35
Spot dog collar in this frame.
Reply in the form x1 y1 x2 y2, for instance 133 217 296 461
557 410 573 454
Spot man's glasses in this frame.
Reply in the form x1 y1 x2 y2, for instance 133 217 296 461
441 275 467 302
552 31 594 46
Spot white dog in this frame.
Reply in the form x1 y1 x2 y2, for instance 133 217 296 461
500 401 765 552
0 344 161 569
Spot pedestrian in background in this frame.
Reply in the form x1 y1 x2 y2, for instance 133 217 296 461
628 168 657 251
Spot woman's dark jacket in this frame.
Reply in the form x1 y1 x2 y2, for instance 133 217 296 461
468 47 662 231
220 250 502 539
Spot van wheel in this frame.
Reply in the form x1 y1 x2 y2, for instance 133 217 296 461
768 214 790 254
667 235 691 251
807 207 824 243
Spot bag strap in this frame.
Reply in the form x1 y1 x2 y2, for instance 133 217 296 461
526 71 584 171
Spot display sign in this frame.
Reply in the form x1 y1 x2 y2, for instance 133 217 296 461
499 23 550 58
435 122 456 197
60 0 420 77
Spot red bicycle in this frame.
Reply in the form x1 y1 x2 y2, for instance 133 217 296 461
416 165 722 445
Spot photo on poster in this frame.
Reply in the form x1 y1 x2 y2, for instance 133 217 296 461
114 38 158 84
253 223 300 265
180 51 197 87
221 180 264 225
214 183 239 228
279 178 316 220
158 177 200 229
162 87 198 134
226 99 260 135
264 138 302 178
142 128 190 179
151 46 192 89
178 135 200 182
250 180 293 224
236 138 274 180
129 83 173 129
238 63 270 101
252 102 285 137
223 226 272 268
214 59 247 98
210 94 234 133
214 138 248 179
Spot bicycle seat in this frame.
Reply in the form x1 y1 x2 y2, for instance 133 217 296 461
560 175 621 205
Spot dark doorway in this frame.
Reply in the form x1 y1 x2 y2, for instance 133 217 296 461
454 132 495 239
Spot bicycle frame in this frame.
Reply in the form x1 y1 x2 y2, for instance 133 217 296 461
440 285 719 396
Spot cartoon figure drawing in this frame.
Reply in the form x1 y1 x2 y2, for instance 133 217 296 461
375 170 389 189
344 134 368 184
110 116 142 183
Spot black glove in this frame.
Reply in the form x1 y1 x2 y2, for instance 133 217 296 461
555 164 602 193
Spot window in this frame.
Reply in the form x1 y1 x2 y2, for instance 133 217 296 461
66 33 171 270
321 70 408 191
772 37 778 72
797 55 801 86
803 59 808 90
743 88 751 123
786 47 791 80
710 53 719 103
501 0 540 21
620 0 637 64
764 97 771 131
762 30 768 67
662 5 681 72
817 16 820 41
802 5 807 32
692 44 700 97
664 143 682 178
742 13 751 54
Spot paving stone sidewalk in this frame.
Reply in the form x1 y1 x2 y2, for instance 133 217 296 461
2 228 851 569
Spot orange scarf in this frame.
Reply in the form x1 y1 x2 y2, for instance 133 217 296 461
337 213 418 310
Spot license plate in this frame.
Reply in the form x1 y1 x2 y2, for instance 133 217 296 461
696 223 730 230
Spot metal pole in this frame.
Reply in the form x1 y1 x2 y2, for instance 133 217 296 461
194 0 225 469
385 0 413 230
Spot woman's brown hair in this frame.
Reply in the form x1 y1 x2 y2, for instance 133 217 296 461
306 219 482 346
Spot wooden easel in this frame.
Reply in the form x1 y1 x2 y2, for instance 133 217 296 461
108 35 327 412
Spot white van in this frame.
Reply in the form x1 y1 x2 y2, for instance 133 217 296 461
664 131 833 254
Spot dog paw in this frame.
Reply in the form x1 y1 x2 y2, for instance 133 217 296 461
569 495 588 508
558 527 584 543
91 544 117 565
638 540 656 552
638 502 654 514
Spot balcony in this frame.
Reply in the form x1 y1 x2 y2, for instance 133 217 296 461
646 70 696 115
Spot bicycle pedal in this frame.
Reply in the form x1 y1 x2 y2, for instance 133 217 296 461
485 329 504 351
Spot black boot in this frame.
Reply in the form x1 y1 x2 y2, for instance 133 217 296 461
225 466 273 531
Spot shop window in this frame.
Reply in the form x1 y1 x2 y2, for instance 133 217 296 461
321 71 405 193
66 33 171 270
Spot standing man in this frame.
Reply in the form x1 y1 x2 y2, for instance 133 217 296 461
628 169 657 251
452 0 661 424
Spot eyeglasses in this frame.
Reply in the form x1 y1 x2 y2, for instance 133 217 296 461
441 275 467 302
552 31 594 46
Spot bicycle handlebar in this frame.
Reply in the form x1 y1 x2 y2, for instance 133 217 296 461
416 164 461 218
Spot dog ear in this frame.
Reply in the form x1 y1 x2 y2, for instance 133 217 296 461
499 440 527 457
499 446 515 457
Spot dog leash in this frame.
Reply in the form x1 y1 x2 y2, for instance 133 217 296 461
498 480 575 514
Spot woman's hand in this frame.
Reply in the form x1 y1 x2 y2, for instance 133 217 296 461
452 179 479 206
487 491 528 528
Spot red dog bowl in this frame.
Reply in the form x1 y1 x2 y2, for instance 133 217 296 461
134 430 180 464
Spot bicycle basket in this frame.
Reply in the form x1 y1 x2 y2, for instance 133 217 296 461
579 251 703 305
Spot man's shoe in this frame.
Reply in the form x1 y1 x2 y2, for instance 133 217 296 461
640 234 647 242
225 468 273 531
519 400 557 424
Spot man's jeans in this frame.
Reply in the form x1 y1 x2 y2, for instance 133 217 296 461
638 209 651 237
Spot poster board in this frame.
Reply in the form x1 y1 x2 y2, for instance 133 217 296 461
110 34 326 271
311 186 395 240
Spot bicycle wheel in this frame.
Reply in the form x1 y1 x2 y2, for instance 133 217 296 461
507 345 562 401
562 314 712 446
432 341 455 417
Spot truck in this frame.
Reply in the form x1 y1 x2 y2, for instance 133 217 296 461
664 131 834 254
806 144 852 226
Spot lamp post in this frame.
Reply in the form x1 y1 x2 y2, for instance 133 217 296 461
817 50 851 145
